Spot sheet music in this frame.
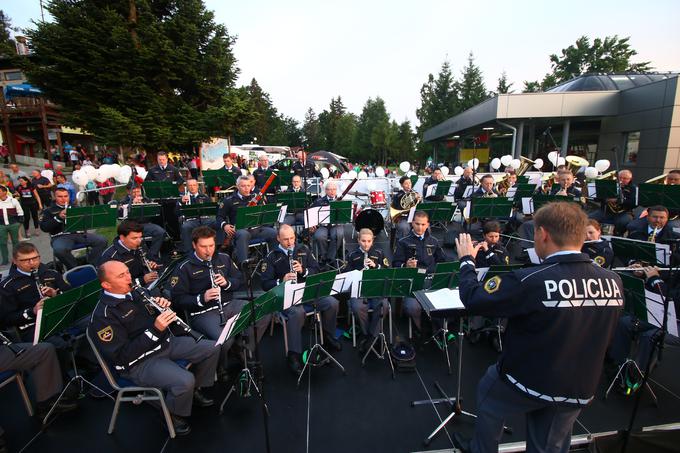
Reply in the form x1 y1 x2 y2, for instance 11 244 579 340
645 290 678 337
521 197 533 215
656 243 670 266
331 270 362 298
277 205 288 223
406 206 416 223
304 206 322 229
216 313 239 345
587 182 597 199
283 281 305 309
32 308 43 345
506 186 517 200
463 201 470 219
426 288 465 310
426 184 437 198
463 186 474 198
527 173 542 185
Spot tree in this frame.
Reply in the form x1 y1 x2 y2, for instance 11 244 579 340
522 80 541 93
318 96 347 152
0 10 17 59
415 60 459 155
25 0 253 150
457 52 490 112
393 120 415 162
495 71 513 94
332 113 357 159
549 35 652 84
301 108 323 150
355 97 390 163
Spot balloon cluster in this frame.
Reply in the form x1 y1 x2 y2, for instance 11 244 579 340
71 164 133 187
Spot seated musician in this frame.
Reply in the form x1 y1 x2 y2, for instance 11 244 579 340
391 176 420 241
626 205 677 243
588 169 636 235
260 224 341 375
453 167 474 201
283 175 305 227
474 221 509 267
39 187 108 269
392 211 446 334
215 175 277 268
582 219 614 268
170 226 269 377
343 228 389 353
549 170 581 197
292 151 321 178
98 220 160 288
252 155 277 201
221 153 242 178
0 185 24 266
628 170 680 231
310 180 344 267
472 174 499 198
90 260 219 436
118 185 166 261
144 151 185 184
423 167 445 201
177 179 214 255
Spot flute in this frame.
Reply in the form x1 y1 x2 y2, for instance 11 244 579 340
207 261 226 326
130 284 204 342
613 267 671 272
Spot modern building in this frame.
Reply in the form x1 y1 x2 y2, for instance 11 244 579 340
423 73 680 181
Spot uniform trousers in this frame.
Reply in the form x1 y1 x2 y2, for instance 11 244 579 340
142 222 165 260
0 342 63 402
122 336 219 418
51 232 108 269
349 298 387 337
179 218 214 254
225 227 277 265
313 225 344 262
471 365 581 453
283 296 339 354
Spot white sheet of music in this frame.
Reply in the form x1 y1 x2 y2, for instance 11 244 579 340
32 308 43 345
331 270 362 298
426 288 465 310
506 186 517 200
527 248 542 264
304 206 323 229
521 197 534 215
406 206 416 223
216 313 239 346
283 281 305 309
645 290 678 337
277 205 288 223
426 184 437 198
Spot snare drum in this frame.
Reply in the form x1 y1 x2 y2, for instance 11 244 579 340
369 190 386 206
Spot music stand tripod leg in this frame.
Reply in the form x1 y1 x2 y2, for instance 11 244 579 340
296 303 346 388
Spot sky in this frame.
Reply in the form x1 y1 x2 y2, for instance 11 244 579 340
5 0 680 127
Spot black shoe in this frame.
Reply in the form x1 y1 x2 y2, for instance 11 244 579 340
169 414 191 436
452 432 471 453
324 334 342 352
36 397 78 422
217 367 231 384
287 352 303 376
193 388 214 407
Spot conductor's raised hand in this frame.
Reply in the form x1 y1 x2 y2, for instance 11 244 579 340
455 233 483 259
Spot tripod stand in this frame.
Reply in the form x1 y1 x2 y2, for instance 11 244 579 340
422 318 454 374
604 358 658 404
359 304 395 379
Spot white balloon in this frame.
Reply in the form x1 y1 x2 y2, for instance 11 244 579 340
71 170 87 187
440 166 450 176
500 155 513 167
358 171 368 180
340 172 350 180
510 159 521 170
557 157 566 166
135 166 148 180
82 164 97 181
399 161 410 173
490 158 501 170
109 163 121 178
454 166 464 176
594 159 611 173
533 158 544 170
76 191 86 203
468 158 479 170
95 168 108 183
115 165 132 184
406 171 416 177
320 167 330 179
584 167 599 179
349 171 357 180
548 151 559 166
375 166 385 177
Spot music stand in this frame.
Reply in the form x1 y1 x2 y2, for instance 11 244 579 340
608 236 669 267
142 181 180 199
143 181 181 239
125 203 161 222
425 180 452 199
319 201 353 269
588 179 618 200
637 183 680 210
507 183 536 203
468 197 513 219
202 169 236 194
235 204 281 230
419 201 456 231
65 205 117 232
179 202 219 220
277 192 309 212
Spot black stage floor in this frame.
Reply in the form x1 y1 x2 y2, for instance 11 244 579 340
2 227 680 453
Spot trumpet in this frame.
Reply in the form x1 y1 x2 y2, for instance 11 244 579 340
288 250 298 284
130 284 204 342
207 261 226 326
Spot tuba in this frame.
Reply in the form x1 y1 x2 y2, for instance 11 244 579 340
497 156 535 195
565 155 589 177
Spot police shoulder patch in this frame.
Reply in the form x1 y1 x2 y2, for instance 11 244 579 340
594 255 605 267
260 262 267 273
383 257 389 266
170 276 179 287
98 326 113 342
484 276 501 294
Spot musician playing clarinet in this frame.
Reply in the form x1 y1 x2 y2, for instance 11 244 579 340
90 260 219 436
98 220 159 288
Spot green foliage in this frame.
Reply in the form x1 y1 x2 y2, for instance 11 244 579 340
522 80 541 93
354 97 390 162
457 52 490 111
301 108 324 150
24 0 253 151
416 60 460 155
495 71 513 95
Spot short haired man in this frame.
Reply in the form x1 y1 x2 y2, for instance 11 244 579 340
117 186 166 261
453 167 474 201
282 175 305 226
310 180 344 267
588 169 636 235
292 151 321 178
144 151 185 184
90 260 219 435
222 154 242 178
423 167 445 201
31 169 53 208
473 174 499 198
626 205 676 243
252 155 276 199
40 187 108 269
7 163 27 188
98 220 160 287
391 176 420 241
454 202 622 452
550 170 581 197
176 179 213 254
0 186 24 265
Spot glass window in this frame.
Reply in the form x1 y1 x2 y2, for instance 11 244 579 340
4 71 24 81
624 131 640 165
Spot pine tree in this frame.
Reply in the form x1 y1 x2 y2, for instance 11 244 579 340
496 71 513 94
415 60 459 155
457 52 490 111
301 108 323 150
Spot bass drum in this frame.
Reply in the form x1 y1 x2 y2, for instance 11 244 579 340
354 208 385 236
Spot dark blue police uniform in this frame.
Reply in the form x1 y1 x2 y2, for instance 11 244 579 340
343 246 389 338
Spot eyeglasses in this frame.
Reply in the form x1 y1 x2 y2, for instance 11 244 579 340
17 255 40 263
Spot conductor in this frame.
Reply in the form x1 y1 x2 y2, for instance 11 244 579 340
453 202 623 453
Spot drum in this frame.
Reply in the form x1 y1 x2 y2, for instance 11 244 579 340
369 190 386 206
354 208 385 236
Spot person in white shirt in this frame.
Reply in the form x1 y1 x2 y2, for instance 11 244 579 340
0 185 24 265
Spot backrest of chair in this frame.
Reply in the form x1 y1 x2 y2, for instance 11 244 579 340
64 264 98 288
85 327 121 391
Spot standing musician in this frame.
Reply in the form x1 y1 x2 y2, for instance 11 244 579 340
292 151 321 178
90 260 219 436
144 151 185 184
423 167 445 201
39 187 108 269
310 180 345 267
282 175 305 226
221 153 243 179
215 175 277 268
170 227 270 373
472 174 499 198
0 185 24 266
177 179 213 255
98 220 160 288
582 219 614 268
474 221 509 268
260 225 341 375
252 155 277 200
391 175 420 241
588 169 636 235
392 210 446 333
343 228 389 353
118 185 166 261
453 202 623 453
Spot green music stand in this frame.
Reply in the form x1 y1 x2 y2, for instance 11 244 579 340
235 204 282 229
419 201 456 223
469 198 513 219
427 180 452 198
516 175 529 184
268 170 293 187
202 169 237 190
409 175 418 187
429 261 460 291
617 272 648 320
637 183 680 210
530 194 578 212
126 203 161 221
589 179 618 199
277 192 310 213
179 202 219 219
609 236 668 266
143 181 180 199
301 270 338 303
327 201 353 224
65 205 117 232
359 267 426 298
510 183 537 201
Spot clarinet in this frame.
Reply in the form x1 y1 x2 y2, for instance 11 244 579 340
362 249 370 270
185 187 192 205
130 284 204 342
138 247 154 274
30 269 44 299
288 250 298 283
207 261 227 326
0 331 25 356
